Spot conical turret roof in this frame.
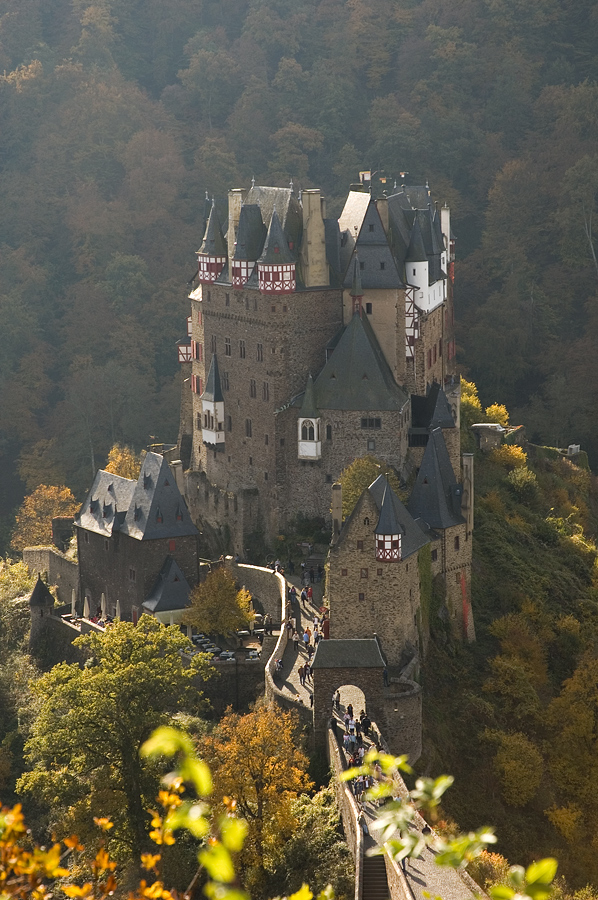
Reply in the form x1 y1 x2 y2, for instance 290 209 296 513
202 353 224 403
407 429 464 529
30 574 54 608
259 210 294 264
375 479 402 535
198 203 227 257
300 374 320 418
405 218 428 264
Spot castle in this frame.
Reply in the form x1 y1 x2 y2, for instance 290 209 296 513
175 178 474 648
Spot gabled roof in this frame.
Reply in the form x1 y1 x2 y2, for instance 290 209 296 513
338 190 370 236
306 312 408 411
75 470 137 538
300 374 320 418
312 638 385 669
408 429 464 530
202 354 224 404
342 201 403 290
258 210 294 264
143 556 191 613
198 203 227 257
30 574 54 608
367 475 429 559
120 452 199 541
233 204 266 260
411 383 455 430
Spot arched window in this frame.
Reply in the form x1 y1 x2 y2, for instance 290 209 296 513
301 420 315 441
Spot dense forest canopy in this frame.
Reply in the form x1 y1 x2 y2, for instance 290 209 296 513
2 0 598 546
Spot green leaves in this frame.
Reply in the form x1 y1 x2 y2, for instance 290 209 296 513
489 859 558 900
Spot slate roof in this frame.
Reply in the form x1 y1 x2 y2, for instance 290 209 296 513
244 185 303 253
76 453 198 541
198 203 227 257
259 210 294 264
411 383 455 430
342 200 403 290
407 429 464 530
30 575 54 608
302 312 408 411
375 481 402 536
367 475 429 559
233 205 266 260
311 638 385 669
143 557 191 613
300 374 320 418
202 354 224 403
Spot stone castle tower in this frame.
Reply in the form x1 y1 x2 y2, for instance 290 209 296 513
177 180 462 562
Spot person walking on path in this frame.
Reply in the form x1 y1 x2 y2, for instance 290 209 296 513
293 630 299 651
298 664 305 686
309 567 315 583
307 585 313 604
303 629 310 650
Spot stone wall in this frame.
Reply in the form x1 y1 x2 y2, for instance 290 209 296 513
227 562 286 623
23 546 79 606
327 724 363 900
411 304 445 396
29 613 86 669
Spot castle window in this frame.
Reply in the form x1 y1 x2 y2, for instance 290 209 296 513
326 425 332 440
222 371 229 390
211 335 216 353
176 507 183 521
156 508 163 524
207 290 211 301
439 338 442 357
358 592 365 601
366 302 372 314
364 517 369 526
250 379 257 398
454 536 460 551
380 262 385 270
369 223 375 232
456 572 461 584
433 344 437 363
249 456 253 465
377 568 383 575
280 438 285 446
427 349 432 369
412 268 416 276
227 415 232 431
367 439 375 451
245 419 252 437
283 305 287 312
257 343 263 361
239 340 246 358
361 418 381 429
84 532 89 543
361 568 368 579
225 292 230 306
169 540 176 552
254 298 258 311
263 382 269 401
326 474 332 483
129 567 136 582
357 540 364 550
301 420 315 441
271 305 276 312
225 337 231 356
341 569 347 576
198 309 202 324
264 472 268 481
265 434 269 445
431 549 438 561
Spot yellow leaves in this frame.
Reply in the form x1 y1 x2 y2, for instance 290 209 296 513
104 444 142 479
10 484 78 552
62 883 94 898
64 835 85 851
137 879 175 900
489 445 527 470
93 847 117 875
93 817 114 832
140 853 161 871
183 569 253 638
485 403 509 426
157 790 182 810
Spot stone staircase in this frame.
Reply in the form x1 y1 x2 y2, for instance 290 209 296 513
362 854 390 900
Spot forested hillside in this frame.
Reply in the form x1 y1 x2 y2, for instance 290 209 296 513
2 0 598 547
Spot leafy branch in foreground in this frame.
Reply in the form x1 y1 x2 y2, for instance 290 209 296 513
341 749 558 900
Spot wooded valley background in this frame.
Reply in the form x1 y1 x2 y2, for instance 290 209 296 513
1 0 597 545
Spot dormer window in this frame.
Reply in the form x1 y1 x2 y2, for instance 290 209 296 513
134 505 141 521
144 474 151 489
156 508 163 524
301 420 315 441
375 533 401 561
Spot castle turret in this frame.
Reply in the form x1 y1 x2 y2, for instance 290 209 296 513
197 202 227 284
200 354 225 448
29 574 55 653
231 204 265 288
375 480 402 561
349 254 363 315
257 210 296 293
297 374 321 459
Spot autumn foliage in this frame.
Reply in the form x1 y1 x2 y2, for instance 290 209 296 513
10 485 79 552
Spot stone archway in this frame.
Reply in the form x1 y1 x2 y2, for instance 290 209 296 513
311 639 388 748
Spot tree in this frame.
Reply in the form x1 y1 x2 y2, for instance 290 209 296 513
104 444 143 480
183 568 253 636
202 703 312 889
17 617 212 859
337 455 402 520
10 485 79 552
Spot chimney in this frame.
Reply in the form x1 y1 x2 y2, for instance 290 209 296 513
462 453 474 539
227 188 247 260
300 189 329 287
376 196 389 234
331 482 342 540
